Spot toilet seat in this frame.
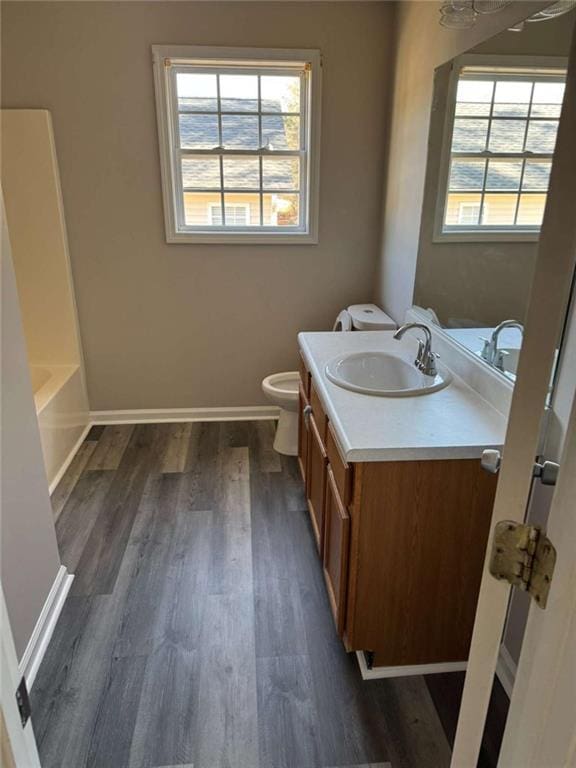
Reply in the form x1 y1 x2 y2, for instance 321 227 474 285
262 371 299 410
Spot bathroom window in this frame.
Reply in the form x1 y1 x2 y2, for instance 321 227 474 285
152 45 321 244
436 57 566 241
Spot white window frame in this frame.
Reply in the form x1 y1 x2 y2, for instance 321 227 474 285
152 45 321 244
433 54 567 243
208 202 251 226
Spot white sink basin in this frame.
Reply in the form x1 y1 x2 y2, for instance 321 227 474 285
325 351 451 397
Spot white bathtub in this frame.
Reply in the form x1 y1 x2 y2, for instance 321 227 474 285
30 364 89 492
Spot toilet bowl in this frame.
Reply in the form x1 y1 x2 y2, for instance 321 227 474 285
262 304 394 456
261 371 300 456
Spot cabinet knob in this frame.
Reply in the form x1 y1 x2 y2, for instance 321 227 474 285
303 405 312 427
481 449 501 474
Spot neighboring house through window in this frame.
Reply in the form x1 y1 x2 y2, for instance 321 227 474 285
209 203 250 226
152 45 321 243
457 201 482 225
437 56 566 240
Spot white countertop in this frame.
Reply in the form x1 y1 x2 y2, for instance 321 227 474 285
298 331 508 463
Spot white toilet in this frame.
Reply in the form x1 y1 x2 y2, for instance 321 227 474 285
262 371 300 456
263 304 396 456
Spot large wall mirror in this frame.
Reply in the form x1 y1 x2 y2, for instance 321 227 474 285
413 4 575 383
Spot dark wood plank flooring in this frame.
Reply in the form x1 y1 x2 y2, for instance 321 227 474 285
425 672 510 768
32 421 452 768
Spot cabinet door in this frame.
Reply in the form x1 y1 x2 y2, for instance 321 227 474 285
306 414 327 554
323 466 350 635
297 385 310 483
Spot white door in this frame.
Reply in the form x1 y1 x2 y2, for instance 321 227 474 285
450 26 576 768
1 586 41 767
498 388 576 767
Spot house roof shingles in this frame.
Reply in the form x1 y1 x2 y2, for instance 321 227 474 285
179 97 297 189
450 159 551 192
450 116 556 192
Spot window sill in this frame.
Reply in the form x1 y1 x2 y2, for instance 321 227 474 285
166 231 319 245
433 230 540 244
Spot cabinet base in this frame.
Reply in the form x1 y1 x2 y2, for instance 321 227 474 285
356 651 467 680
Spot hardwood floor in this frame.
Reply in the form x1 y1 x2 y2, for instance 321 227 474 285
32 421 452 768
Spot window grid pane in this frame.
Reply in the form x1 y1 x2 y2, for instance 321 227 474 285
175 67 305 230
445 70 564 232
258 76 263 226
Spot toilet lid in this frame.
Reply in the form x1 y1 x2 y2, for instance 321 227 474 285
347 304 397 331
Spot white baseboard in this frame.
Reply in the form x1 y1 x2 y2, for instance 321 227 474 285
355 646 515 690
19 566 74 690
48 422 92 495
90 405 280 425
496 643 517 698
356 651 467 680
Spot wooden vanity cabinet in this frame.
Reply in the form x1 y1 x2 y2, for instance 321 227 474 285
347 459 496 666
297 355 498 669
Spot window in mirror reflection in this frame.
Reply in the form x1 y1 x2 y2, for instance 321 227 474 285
441 61 566 237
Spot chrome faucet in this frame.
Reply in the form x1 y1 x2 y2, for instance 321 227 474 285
393 322 438 377
480 319 524 372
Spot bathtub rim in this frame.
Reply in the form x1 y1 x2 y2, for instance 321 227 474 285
31 363 79 414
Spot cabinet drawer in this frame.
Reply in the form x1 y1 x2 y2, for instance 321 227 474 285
310 381 328 443
326 424 352 507
299 351 310 398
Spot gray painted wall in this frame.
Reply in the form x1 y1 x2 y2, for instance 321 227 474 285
1 1 395 411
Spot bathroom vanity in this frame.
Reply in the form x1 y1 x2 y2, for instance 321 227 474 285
298 330 506 672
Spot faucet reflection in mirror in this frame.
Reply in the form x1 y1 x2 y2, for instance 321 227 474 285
480 319 524 375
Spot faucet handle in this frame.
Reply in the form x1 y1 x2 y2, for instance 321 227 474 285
415 338 426 367
417 347 439 377
494 349 509 372
479 337 492 361
424 351 439 377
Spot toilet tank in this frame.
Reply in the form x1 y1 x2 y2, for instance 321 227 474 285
348 304 397 331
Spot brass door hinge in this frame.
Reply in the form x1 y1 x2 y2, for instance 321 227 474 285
489 521 556 609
